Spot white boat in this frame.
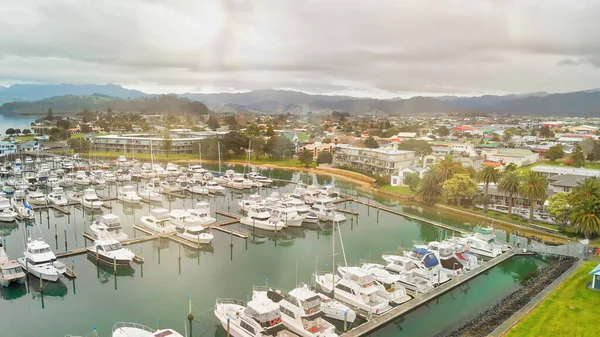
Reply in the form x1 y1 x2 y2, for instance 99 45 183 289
311 198 345 222
116 170 132 182
11 197 35 221
214 297 289 337
91 214 128 241
17 238 66 282
206 180 225 194
281 199 318 224
253 285 339 337
248 172 273 186
112 322 184 337
152 164 167 178
381 252 450 286
82 188 104 209
60 173 75 187
104 172 117 182
47 187 68 206
159 180 182 194
415 241 479 274
169 209 214 244
68 190 83 204
87 232 135 266
0 197 18 222
138 186 162 202
118 185 142 204
451 227 503 258
165 163 180 177
74 171 91 186
26 191 47 206
319 185 339 198
269 207 304 227
360 263 434 295
338 266 411 305
187 183 209 195
90 171 106 185
316 293 357 323
46 176 61 189
238 194 264 212
186 202 217 226
241 206 286 231
0 239 26 287
189 164 206 173
140 208 176 234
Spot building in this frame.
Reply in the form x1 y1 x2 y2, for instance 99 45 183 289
0 141 17 155
300 142 335 159
547 174 598 194
284 132 310 154
532 166 600 178
486 149 539 168
333 145 417 175
430 141 478 157
391 166 429 186
91 133 222 155
589 264 600 290
19 140 41 152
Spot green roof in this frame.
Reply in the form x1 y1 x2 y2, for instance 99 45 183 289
476 143 500 148
283 132 295 141
296 133 310 142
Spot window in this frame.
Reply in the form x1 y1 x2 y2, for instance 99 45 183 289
240 320 255 334
280 306 295 319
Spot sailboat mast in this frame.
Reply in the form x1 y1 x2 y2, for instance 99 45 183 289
332 217 335 298
218 141 222 173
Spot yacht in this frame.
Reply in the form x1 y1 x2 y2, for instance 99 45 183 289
141 164 155 179
382 252 450 285
187 183 209 195
112 322 185 337
0 239 26 287
314 270 391 315
188 164 206 173
159 180 182 194
451 227 504 258
74 171 91 186
415 241 479 274
311 198 345 222
247 172 273 186
138 186 162 202
61 172 75 187
241 206 286 231
253 285 338 337
87 233 135 266
90 214 128 241
165 163 180 177
17 238 66 282
104 172 117 182
282 199 319 224
214 297 288 337
12 197 35 221
46 176 61 189
238 194 264 212
338 266 411 305
206 180 225 194
47 187 68 206
116 169 132 182
68 190 84 204
169 210 214 244
26 191 47 206
141 208 176 234
268 207 304 227
118 185 142 204
360 263 435 295
152 164 167 178
186 202 216 226
315 293 357 323
82 188 104 209
90 171 106 185
0 197 18 222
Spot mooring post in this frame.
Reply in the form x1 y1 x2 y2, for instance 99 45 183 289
377 208 379 223
157 319 161 330
72 259 75 274
178 242 181 260
344 311 348 332
226 318 230 337
96 245 99 261
113 256 117 275
64 229 68 251
39 272 43 291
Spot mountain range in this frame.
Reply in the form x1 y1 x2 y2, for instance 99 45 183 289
0 83 599 116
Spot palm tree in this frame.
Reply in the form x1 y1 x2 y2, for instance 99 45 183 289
569 196 600 238
572 177 600 199
416 172 443 204
432 154 462 183
518 171 548 222
477 165 501 212
498 170 521 217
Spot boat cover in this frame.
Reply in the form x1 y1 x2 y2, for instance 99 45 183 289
423 253 439 268
456 252 467 261
413 247 429 255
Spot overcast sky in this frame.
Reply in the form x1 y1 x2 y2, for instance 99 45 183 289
1 0 599 98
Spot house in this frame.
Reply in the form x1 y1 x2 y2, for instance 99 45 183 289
589 264 600 290
422 153 447 167
430 141 478 157
300 142 335 159
397 132 418 139
391 166 429 186
491 149 539 167
284 132 310 154
532 166 600 178
333 144 417 175
547 175 596 194
0 141 17 155
19 140 41 152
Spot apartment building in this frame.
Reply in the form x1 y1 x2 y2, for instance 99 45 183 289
91 133 221 155
333 144 417 175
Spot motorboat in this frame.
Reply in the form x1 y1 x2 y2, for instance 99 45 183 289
1 185 14 194
415 241 479 275
241 206 286 231
206 180 225 194
60 173 75 187
116 170 132 182
117 185 142 204
187 183 209 195
90 170 106 185
214 297 288 337
247 172 273 186
112 322 185 337
140 164 155 179
165 162 180 177
47 187 68 206
360 263 434 295
140 208 176 234
87 233 135 266
17 238 66 282
238 194 264 212
450 227 504 258
281 199 318 224
11 197 35 221
138 186 162 202
338 266 411 305
0 197 18 222
152 164 167 178
314 271 391 315
0 240 26 287
253 285 338 337
74 171 91 186
104 172 117 182
311 198 345 222
159 180 182 194
227 173 254 190
46 176 61 189
316 293 357 323
82 188 104 209
268 207 304 227
68 190 83 204
188 164 206 173
382 252 450 286
169 209 214 244
319 185 339 198
26 191 47 206
90 214 128 241
186 202 216 226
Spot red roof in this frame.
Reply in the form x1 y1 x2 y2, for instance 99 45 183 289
452 126 476 131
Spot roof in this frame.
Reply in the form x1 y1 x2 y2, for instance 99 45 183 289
589 264 600 275
495 148 535 158
335 144 415 155
532 165 600 177
397 132 417 138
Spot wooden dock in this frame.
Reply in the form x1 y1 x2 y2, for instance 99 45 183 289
343 249 519 336
55 231 156 261
337 208 359 216
216 210 240 219
210 225 248 238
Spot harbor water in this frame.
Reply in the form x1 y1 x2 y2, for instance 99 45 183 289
0 164 544 337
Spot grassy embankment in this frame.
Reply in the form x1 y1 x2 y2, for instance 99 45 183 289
507 261 599 337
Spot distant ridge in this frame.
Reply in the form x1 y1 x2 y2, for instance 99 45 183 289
0 83 149 103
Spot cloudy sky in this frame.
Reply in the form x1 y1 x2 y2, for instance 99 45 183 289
0 0 599 98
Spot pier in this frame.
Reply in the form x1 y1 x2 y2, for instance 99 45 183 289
343 249 524 336
212 210 247 238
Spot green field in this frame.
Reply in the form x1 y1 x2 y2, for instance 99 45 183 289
507 261 600 337
380 185 416 196
518 160 600 173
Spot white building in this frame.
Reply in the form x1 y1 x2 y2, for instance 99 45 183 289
333 145 417 175
391 166 429 186
532 165 600 178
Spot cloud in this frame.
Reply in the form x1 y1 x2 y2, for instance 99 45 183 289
0 0 600 97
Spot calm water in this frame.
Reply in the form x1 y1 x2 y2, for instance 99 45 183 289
0 162 541 336
0 114 37 136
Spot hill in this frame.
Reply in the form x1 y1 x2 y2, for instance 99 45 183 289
0 83 149 103
181 89 363 106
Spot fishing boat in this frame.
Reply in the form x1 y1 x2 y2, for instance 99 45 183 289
186 202 216 226
82 188 104 209
47 187 68 206
169 210 214 244
140 208 176 234
26 191 47 206
68 190 83 204
450 226 504 258
117 185 142 204
240 206 286 231
268 207 305 227
87 232 135 266
74 171 91 186
111 322 185 337
90 214 128 241
0 239 26 287
338 266 411 305
17 237 66 282
214 297 290 337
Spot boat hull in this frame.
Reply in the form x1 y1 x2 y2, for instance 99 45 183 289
86 250 132 266
16 259 63 282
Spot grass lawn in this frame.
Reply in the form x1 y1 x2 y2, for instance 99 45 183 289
380 185 416 196
507 261 600 337
15 135 36 141
517 160 600 174
246 156 316 168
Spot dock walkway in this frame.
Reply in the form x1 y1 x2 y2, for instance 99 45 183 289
343 249 519 336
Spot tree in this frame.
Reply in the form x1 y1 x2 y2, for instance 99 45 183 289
249 137 266 159
5 128 15 136
46 108 54 120
322 138 332 144
265 135 294 160
403 172 421 192
502 129 513 142
538 125 553 138
416 172 442 204
223 131 249 157
442 173 478 206
569 196 600 238
67 138 90 153
519 171 548 222
591 141 600 162
207 115 220 130
477 165 501 213
397 139 432 156
571 144 585 168
298 149 313 168
504 163 518 172
363 136 379 148
161 134 173 158
498 170 521 217
546 144 565 162
56 119 71 130
80 124 92 133
22 129 31 135
317 151 333 165
547 192 571 231
431 154 464 183
266 126 275 137
436 126 449 137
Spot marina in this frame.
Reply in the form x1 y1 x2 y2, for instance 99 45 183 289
0 157 561 337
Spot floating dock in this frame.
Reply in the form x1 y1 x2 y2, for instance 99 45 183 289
343 249 521 336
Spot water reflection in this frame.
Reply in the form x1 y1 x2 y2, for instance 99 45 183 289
0 283 27 300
